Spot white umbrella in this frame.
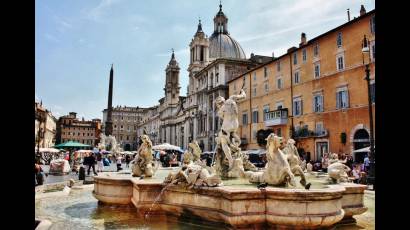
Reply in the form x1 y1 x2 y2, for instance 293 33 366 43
36 147 61 153
76 149 93 153
152 143 182 152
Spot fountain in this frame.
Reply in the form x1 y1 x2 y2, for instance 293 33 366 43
92 88 368 229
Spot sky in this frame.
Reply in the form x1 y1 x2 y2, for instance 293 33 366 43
35 0 375 120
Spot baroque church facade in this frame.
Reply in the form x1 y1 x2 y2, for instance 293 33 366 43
136 3 271 151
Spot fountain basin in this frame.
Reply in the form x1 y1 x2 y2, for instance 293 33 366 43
93 172 367 229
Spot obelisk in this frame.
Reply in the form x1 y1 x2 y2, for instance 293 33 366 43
105 64 114 136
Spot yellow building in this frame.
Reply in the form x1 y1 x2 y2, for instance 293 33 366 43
228 6 375 162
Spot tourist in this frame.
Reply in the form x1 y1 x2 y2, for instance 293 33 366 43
306 161 313 173
35 163 44 185
116 155 122 171
321 153 329 173
85 153 98 176
125 154 131 168
345 155 354 170
363 155 370 172
96 151 103 172
352 165 360 183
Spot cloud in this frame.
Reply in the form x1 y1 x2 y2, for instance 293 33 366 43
238 15 345 43
88 0 123 22
44 33 60 43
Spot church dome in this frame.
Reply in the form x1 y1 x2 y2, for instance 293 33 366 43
208 3 246 59
209 33 246 59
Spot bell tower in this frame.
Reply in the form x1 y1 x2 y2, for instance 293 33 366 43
164 50 180 105
188 19 209 76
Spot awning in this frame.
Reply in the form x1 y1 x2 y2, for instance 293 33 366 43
54 141 92 148
352 146 375 153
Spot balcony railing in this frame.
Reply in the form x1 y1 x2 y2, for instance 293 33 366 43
294 128 329 139
264 108 288 127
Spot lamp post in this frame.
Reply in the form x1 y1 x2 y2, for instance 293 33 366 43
361 35 375 189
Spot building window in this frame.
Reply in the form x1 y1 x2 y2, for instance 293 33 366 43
293 97 303 116
302 49 307 62
294 71 300 84
253 88 257 97
264 83 269 93
337 54 344 71
293 52 298 65
314 63 320 78
242 113 248 125
121 125 123 130
263 105 270 121
370 15 375 34
252 110 259 123
313 94 324 112
337 32 342 48
277 61 281 72
276 77 283 89
264 67 268 78
276 102 283 109
336 87 349 109
126 136 129 140
315 122 324 134
216 73 219 83
371 41 375 61
313 43 319 57
370 82 375 103
83 133 85 136
253 72 257 81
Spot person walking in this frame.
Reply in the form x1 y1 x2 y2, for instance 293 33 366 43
85 153 98 176
96 152 103 172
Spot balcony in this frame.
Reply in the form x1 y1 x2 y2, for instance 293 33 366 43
264 108 288 127
294 127 329 139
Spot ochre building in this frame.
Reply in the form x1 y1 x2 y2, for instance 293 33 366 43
228 7 375 162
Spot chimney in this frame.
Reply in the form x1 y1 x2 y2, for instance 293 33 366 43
347 8 350 21
360 5 366 16
299 33 307 46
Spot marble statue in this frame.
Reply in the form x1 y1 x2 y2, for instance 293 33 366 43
245 133 296 187
183 140 204 166
164 163 222 189
327 162 351 183
182 150 193 165
188 140 202 162
213 89 257 178
131 135 157 177
282 139 307 186
98 134 122 154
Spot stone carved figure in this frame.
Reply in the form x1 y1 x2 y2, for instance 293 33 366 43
188 141 202 162
327 162 351 183
164 163 222 189
282 139 307 186
245 133 296 186
183 141 203 165
131 135 157 177
213 89 257 178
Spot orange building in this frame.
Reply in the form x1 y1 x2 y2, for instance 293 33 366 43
228 7 375 162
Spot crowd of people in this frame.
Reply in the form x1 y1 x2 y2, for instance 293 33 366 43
304 152 370 184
